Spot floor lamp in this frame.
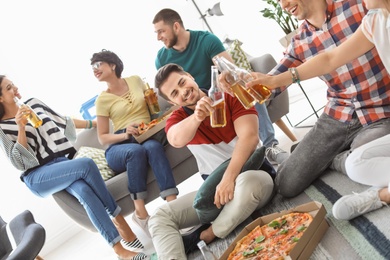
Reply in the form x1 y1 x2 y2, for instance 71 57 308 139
189 1 224 34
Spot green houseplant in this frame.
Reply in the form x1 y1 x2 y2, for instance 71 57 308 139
260 0 298 35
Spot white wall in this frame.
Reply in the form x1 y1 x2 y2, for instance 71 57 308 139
0 0 286 256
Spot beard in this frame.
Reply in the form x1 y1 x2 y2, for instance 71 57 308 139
166 34 178 49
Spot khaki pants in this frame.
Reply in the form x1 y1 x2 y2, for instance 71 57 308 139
149 170 274 260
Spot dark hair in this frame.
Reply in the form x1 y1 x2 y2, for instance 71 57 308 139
154 63 186 100
152 8 184 28
0 75 6 119
90 49 124 78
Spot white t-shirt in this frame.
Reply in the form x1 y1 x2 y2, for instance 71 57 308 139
361 9 390 72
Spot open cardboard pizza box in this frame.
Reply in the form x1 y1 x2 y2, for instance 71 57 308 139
220 201 329 260
133 106 178 144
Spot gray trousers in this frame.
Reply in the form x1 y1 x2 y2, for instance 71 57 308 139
148 170 274 260
276 112 390 198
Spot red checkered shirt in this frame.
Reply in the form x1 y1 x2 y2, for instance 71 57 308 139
271 0 390 126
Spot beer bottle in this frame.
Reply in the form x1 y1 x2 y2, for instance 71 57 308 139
235 67 272 104
208 66 227 128
143 78 161 115
197 240 218 260
213 56 256 109
213 56 272 105
14 97 43 128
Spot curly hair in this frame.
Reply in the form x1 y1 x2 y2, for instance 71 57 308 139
90 49 124 78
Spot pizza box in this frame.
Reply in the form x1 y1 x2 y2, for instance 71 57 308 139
133 106 177 144
219 201 329 260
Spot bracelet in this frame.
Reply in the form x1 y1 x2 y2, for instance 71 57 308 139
85 120 93 129
288 67 300 84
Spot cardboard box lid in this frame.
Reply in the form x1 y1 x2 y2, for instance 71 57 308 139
219 201 327 260
296 218 329 260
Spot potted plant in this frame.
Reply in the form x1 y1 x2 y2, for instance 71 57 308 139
260 0 299 47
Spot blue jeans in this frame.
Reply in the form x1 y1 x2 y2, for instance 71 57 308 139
276 113 390 198
105 138 178 200
23 157 121 247
255 102 278 147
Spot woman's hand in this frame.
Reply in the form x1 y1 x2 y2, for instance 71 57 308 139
15 106 30 127
125 123 139 137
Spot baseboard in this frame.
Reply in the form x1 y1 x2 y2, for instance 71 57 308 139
40 221 82 257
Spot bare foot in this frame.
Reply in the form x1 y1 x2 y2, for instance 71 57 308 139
113 215 137 242
200 225 216 244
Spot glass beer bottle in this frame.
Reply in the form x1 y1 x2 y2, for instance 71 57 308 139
209 66 226 128
14 97 43 128
213 56 272 105
213 56 256 109
197 240 218 260
236 67 272 104
143 78 161 115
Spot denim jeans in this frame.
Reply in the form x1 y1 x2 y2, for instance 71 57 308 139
255 102 278 147
23 157 121 247
276 113 390 198
105 138 178 200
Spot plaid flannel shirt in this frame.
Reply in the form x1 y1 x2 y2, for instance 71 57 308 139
271 0 390 126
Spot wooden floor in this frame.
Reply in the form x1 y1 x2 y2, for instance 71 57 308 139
43 82 327 260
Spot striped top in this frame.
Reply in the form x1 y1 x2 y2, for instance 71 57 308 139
165 93 258 176
0 98 77 172
271 0 390 126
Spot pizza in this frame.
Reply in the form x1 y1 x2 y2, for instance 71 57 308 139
138 119 159 135
228 212 313 260
137 113 171 135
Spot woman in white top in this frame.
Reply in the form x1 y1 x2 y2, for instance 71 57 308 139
0 75 147 260
245 0 390 220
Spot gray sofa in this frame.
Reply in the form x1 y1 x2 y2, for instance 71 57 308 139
52 97 199 232
52 53 291 233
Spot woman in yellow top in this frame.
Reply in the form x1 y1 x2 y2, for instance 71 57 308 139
91 50 178 243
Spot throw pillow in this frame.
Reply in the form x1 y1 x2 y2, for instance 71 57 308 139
74 146 115 181
227 39 253 71
193 146 268 223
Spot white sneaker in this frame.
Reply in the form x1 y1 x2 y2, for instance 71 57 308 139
332 187 387 220
132 214 151 238
265 144 289 164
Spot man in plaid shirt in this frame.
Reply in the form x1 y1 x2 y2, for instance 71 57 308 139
218 0 390 206
267 0 390 201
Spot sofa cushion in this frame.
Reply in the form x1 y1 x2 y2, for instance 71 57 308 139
227 39 253 71
74 146 115 181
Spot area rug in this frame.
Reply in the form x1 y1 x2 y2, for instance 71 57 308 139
187 169 390 259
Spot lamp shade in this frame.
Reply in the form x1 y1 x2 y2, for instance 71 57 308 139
207 2 223 16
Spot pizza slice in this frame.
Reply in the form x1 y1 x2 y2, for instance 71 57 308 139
137 113 171 135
